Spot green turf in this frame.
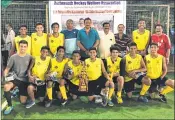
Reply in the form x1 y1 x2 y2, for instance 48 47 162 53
1 73 174 119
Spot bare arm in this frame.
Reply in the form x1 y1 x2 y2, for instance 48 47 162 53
101 60 110 80
93 40 100 48
134 58 147 73
4 67 11 77
77 41 87 52
9 38 16 56
27 57 35 77
161 57 167 79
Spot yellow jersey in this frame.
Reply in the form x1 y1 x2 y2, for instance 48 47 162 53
32 56 51 80
48 33 64 55
124 54 142 82
15 35 31 54
85 58 102 81
31 33 47 57
67 60 83 85
50 58 69 79
145 54 163 79
132 29 150 50
106 57 121 74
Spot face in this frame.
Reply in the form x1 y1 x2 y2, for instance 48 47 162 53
129 46 137 54
35 25 44 33
89 50 97 59
79 20 84 27
155 26 163 35
41 49 49 58
103 24 110 32
138 21 146 29
5 24 11 31
117 24 125 33
150 45 158 54
111 50 119 58
19 43 28 54
57 48 65 58
84 20 91 29
72 53 80 61
19 27 27 35
52 24 59 33
66 21 73 29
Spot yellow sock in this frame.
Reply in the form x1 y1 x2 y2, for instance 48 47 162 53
46 87 52 100
117 91 122 98
140 84 150 96
108 88 114 100
160 86 174 95
59 86 67 100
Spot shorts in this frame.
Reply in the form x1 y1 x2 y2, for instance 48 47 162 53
88 76 107 96
113 76 119 83
11 79 28 96
30 83 46 98
124 75 144 93
149 76 169 93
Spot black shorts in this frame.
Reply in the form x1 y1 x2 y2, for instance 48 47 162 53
113 76 119 83
124 75 144 93
29 83 46 98
149 76 169 93
11 79 28 96
88 76 107 96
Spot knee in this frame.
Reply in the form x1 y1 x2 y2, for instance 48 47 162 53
4 84 11 91
165 80 174 88
143 76 151 85
27 85 34 92
109 82 115 88
47 81 53 88
117 76 124 83
59 79 65 86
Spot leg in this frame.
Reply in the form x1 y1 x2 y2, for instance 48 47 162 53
124 80 135 99
59 79 68 105
26 84 36 108
45 81 53 107
20 96 27 104
116 76 124 104
107 80 115 106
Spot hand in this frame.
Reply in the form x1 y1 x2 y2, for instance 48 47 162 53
29 75 36 83
113 72 119 77
85 50 89 56
128 70 136 78
166 58 169 64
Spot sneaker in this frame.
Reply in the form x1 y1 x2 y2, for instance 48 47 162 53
117 96 123 104
138 96 148 103
4 106 13 115
26 101 35 108
45 100 52 108
108 99 114 106
159 94 167 103
61 99 68 106
101 95 108 107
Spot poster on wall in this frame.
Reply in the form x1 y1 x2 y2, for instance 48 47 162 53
49 1 126 33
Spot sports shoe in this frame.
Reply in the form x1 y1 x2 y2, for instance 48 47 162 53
138 96 148 103
108 99 114 106
61 99 68 106
117 96 123 104
45 100 52 108
4 106 13 115
159 94 167 103
26 101 35 108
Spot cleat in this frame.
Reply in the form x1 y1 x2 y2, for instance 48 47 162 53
117 96 123 104
159 94 167 103
138 96 148 103
61 99 68 106
45 100 52 108
26 101 35 108
107 99 114 106
4 106 13 115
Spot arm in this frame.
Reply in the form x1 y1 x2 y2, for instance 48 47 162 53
101 60 110 80
77 41 87 52
9 38 16 56
120 57 126 77
47 34 54 57
27 57 36 82
4 56 14 77
93 40 100 48
165 35 171 64
93 30 100 48
45 59 51 79
161 57 167 79
134 58 147 73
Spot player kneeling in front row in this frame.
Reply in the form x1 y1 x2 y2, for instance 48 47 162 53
45 46 69 107
145 43 174 103
121 42 151 102
26 46 51 108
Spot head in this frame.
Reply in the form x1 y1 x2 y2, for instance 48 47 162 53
19 25 27 36
129 42 137 54
79 18 84 27
137 19 146 29
110 45 120 58
155 24 163 35
5 23 13 31
56 46 65 58
84 17 92 29
72 50 81 62
40 46 49 58
117 24 125 34
35 22 44 33
51 22 59 33
150 43 158 54
18 40 28 54
89 47 97 59
66 19 74 30
103 22 110 33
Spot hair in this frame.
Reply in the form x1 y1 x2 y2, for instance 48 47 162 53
19 25 27 29
117 24 125 27
155 24 163 29
129 42 137 48
89 47 97 52
66 19 73 24
57 46 65 52
110 45 121 53
41 46 50 51
35 22 44 28
84 17 91 23
6 23 13 28
18 40 28 46
79 18 84 21
51 22 59 28
150 42 158 47
103 22 110 27
137 18 145 23
72 50 81 55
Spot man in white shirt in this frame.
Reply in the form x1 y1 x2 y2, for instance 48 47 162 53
99 22 115 59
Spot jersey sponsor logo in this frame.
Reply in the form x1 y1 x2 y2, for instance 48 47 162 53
86 64 89 68
51 40 54 43
54 66 58 69
34 38 37 41
128 61 132 64
136 36 138 39
37 62 40 65
147 60 150 64
108 65 111 68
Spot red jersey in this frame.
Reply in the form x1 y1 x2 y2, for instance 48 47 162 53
151 33 171 57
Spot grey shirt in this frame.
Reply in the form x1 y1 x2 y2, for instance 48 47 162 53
7 54 32 82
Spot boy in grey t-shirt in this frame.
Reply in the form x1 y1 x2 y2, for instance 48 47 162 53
3 40 32 115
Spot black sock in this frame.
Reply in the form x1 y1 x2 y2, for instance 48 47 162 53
4 91 12 106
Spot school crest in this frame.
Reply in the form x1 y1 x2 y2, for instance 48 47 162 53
136 36 138 39
147 60 150 64
34 38 37 41
86 64 89 68
54 66 58 69
51 40 54 43
108 65 111 68
37 62 40 65
128 61 132 64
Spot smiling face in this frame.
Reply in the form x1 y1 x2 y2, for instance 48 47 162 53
19 43 28 54
117 24 125 34
150 44 158 54
111 50 119 58
19 27 27 36
89 50 97 59
138 20 146 29
66 20 73 30
57 48 65 58
72 53 81 62
36 25 44 33
84 20 91 29
155 26 163 35
52 24 59 33
129 46 137 55
41 49 49 58
103 23 110 33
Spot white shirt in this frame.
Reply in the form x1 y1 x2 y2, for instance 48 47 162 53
99 31 115 59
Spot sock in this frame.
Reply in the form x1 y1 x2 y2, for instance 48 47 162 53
117 91 122 98
108 88 114 100
46 87 53 100
59 86 67 100
4 91 12 106
160 86 174 95
140 84 150 96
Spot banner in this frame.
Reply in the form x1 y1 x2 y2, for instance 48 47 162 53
49 1 126 33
